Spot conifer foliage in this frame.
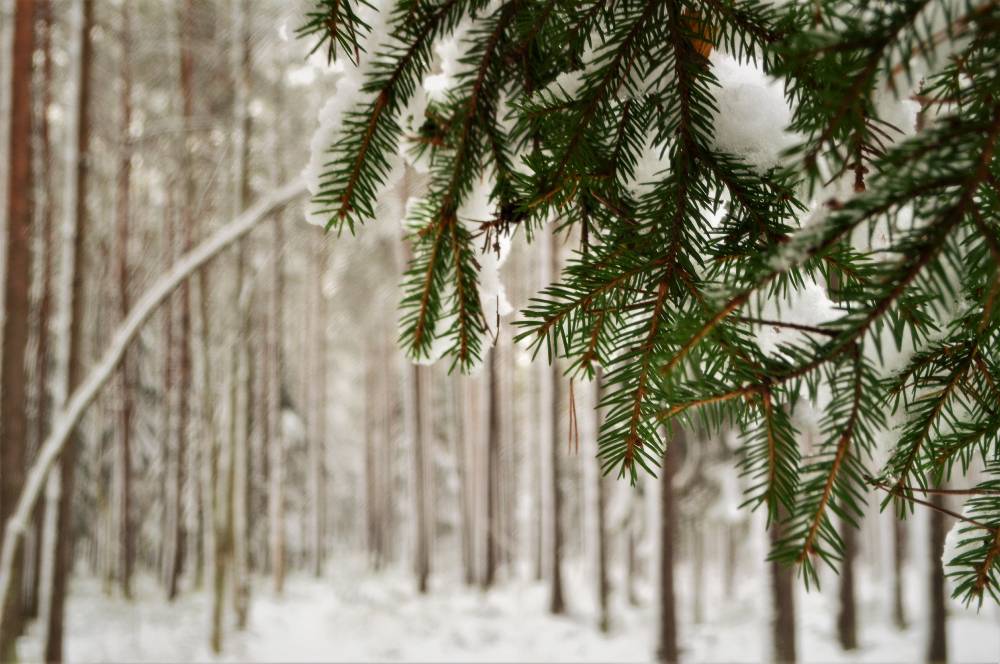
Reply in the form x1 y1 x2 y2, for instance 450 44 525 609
303 0 1000 604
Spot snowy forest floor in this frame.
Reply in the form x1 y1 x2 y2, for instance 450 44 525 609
15 557 1000 662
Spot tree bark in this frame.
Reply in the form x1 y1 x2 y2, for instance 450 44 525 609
546 232 566 615
770 519 797 664
452 374 475 584
837 517 858 650
364 347 382 568
201 286 222 653
229 0 253 624
0 0 36 658
23 0 56 623
657 424 681 663
166 0 197 602
210 360 233 654
594 374 611 633
626 483 643 606
408 364 432 593
307 240 327 578
44 1 93 659
113 0 135 600
927 495 948 664
892 517 907 629
482 348 500 589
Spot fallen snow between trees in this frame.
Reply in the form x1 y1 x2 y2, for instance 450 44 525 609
16 557 1000 663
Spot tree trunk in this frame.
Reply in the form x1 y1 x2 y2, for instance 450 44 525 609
892 517 907 629
533 362 545 582
364 348 381 568
229 0 253 624
927 495 948 664
837 517 858 650
201 289 221 653
452 375 475 584
23 0 56 623
113 0 135 600
408 364 432 593
265 69 288 600
626 482 643 606
657 424 681 663
233 310 251 623
210 360 233 654
307 240 327 578
379 341 396 565
692 521 704 625
770 519 797 664
482 348 500 589
594 374 610 633
546 227 565 615
165 0 198 602
0 0 36 658
44 1 92 659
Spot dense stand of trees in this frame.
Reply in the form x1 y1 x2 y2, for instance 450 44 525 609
0 1 980 663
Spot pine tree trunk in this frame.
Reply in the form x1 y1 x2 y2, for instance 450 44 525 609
501 336 517 570
892 517 907 629
0 0 36 658
594 374 610 633
626 485 642 606
229 0 253 623
723 522 740 598
770 519 797 664
837 517 858 650
547 227 565 616
551 366 566 616
44 1 92 658
453 375 475 585
202 296 221 653
482 348 500 589
307 240 327 578
692 522 704 625
210 358 233 654
161 198 178 590
408 364 432 593
265 68 287 600
168 0 197 602
364 348 381 568
657 424 681 663
230 230 251 621
533 348 546 584
24 0 55 622
927 495 948 664
379 344 396 565
221 257 244 638
113 0 135 600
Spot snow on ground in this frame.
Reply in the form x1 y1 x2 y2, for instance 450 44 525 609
17 557 1000 663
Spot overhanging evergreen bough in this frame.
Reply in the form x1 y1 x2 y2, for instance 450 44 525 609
0 179 306 629
302 0 1000 603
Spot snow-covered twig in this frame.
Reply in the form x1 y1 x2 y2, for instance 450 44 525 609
0 178 306 628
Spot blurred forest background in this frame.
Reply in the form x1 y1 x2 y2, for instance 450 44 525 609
0 0 998 662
